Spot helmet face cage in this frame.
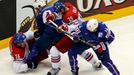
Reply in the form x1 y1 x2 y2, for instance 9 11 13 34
53 2 65 13
14 33 26 44
87 19 99 32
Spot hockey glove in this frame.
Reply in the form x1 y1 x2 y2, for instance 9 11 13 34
57 24 68 33
46 13 55 22
93 42 106 53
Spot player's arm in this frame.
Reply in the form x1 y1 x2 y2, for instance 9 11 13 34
12 61 29 73
9 39 29 73
42 10 56 23
99 23 115 45
10 50 29 73
24 30 34 40
56 23 68 32
104 28 115 45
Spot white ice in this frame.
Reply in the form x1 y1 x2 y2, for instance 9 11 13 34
0 14 134 75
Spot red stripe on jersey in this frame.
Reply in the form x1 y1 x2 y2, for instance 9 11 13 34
87 55 93 62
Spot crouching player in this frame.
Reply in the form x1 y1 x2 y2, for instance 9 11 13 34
9 32 49 73
68 19 120 75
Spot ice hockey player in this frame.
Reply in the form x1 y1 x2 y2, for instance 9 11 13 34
68 19 120 75
25 1 65 73
47 2 102 75
9 32 49 73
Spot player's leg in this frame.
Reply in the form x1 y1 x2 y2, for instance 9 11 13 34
36 49 49 63
47 35 74 75
79 50 102 69
94 44 120 75
68 42 93 75
28 40 50 63
26 32 59 69
68 48 79 75
70 42 102 69
55 35 74 53
47 46 61 75
68 42 103 75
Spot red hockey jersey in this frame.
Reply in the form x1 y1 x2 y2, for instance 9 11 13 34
62 2 79 24
9 37 30 61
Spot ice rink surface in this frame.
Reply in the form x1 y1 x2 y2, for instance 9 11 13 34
0 15 134 75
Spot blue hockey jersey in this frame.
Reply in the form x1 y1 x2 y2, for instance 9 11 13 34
36 6 63 34
74 21 115 45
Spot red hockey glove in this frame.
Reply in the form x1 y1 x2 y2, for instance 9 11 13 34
46 13 55 22
57 24 68 33
93 42 106 53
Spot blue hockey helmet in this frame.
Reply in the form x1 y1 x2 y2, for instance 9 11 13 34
13 33 26 44
53 1 65 13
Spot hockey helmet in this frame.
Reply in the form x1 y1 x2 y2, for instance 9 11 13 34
14 33 26 44
53 1 65 13
86 19 99 32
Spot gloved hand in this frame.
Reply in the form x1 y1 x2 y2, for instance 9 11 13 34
26 60 38 69
73 34 81 43
93 42 106 53
57 24 68 33
46 13 55 22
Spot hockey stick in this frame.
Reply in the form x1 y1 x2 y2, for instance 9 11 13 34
49 20 95 48
22 5 95 48
21 5 39 31
22 5 37 18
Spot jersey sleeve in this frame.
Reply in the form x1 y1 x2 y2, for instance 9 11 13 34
104 28 115 44
24 30 34 40
98 22 115 44
42 10 52 24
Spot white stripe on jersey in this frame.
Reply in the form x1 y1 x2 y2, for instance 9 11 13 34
67 16 84 35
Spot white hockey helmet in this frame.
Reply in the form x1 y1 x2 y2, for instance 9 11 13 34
86 19 99 32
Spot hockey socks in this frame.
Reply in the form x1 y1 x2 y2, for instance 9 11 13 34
50 46 61 69
80 50 101 68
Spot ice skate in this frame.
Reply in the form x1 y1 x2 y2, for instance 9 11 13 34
93 62 103 70
71 67 79 75
47 68 61 75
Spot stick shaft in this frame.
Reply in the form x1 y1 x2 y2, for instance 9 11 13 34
49 20 95 48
